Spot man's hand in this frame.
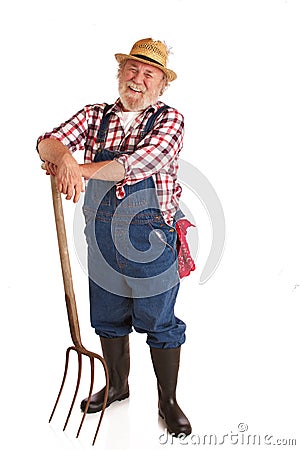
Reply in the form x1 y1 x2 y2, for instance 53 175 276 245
39 139 84 203
55 153 84 203
44 161 57 176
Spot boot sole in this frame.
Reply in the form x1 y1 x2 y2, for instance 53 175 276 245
81 392 130 414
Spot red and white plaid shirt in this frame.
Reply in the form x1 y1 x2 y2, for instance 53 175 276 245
37 99 184 226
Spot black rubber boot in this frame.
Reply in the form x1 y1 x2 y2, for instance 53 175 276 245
150 346 192 436
80 335 130 414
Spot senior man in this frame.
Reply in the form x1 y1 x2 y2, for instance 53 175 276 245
37 38 193 436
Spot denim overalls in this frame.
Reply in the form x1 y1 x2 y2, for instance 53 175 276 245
82 107 186 348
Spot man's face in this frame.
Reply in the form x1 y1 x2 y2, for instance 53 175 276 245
118 60 167 112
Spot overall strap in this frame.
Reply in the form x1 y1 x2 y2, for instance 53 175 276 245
96 103 113 145
140 105 170 139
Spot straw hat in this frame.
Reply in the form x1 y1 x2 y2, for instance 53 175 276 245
115 38 177 82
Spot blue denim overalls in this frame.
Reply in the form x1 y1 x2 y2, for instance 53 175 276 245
82 107 186 348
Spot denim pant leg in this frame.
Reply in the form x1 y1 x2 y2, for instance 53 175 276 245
89 277 133 338
119 216 186 349
132 284 186 349
85 209 133 338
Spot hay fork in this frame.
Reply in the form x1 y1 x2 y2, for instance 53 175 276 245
47 174 109 445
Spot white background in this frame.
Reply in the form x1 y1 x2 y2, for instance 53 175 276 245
1 0 299 449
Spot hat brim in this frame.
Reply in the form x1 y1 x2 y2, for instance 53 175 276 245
115 53 177 82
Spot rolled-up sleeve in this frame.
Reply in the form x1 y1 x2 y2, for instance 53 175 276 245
36 107 90 153
116 108 184 183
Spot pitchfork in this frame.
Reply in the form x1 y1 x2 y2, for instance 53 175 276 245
46 173 109 445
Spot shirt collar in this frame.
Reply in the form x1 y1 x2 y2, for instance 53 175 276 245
111 99 165 116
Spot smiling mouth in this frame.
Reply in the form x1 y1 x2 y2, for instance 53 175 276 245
127 82 145 94
129 86 143 93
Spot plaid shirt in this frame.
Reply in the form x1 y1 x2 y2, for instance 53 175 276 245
37 99 184 225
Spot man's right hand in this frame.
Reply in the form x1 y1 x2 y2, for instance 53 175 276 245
38 138 84 203
55 153 84 203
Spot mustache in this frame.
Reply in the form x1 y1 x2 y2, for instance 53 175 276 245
126 81 146 94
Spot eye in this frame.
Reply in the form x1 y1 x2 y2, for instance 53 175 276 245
127 66 137 74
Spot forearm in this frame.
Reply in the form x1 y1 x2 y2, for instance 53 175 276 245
80 160 125 182
38 138 73 165
38 138 83 202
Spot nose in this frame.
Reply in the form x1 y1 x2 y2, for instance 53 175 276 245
132 70 144 85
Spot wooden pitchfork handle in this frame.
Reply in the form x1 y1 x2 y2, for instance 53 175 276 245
50 174 83 348
46 170 109 445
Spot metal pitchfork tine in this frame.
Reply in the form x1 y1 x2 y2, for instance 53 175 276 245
47 173 109 445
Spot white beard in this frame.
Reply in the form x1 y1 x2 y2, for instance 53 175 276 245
118 80 162 112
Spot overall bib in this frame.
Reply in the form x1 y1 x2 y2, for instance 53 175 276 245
82 110 186 349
